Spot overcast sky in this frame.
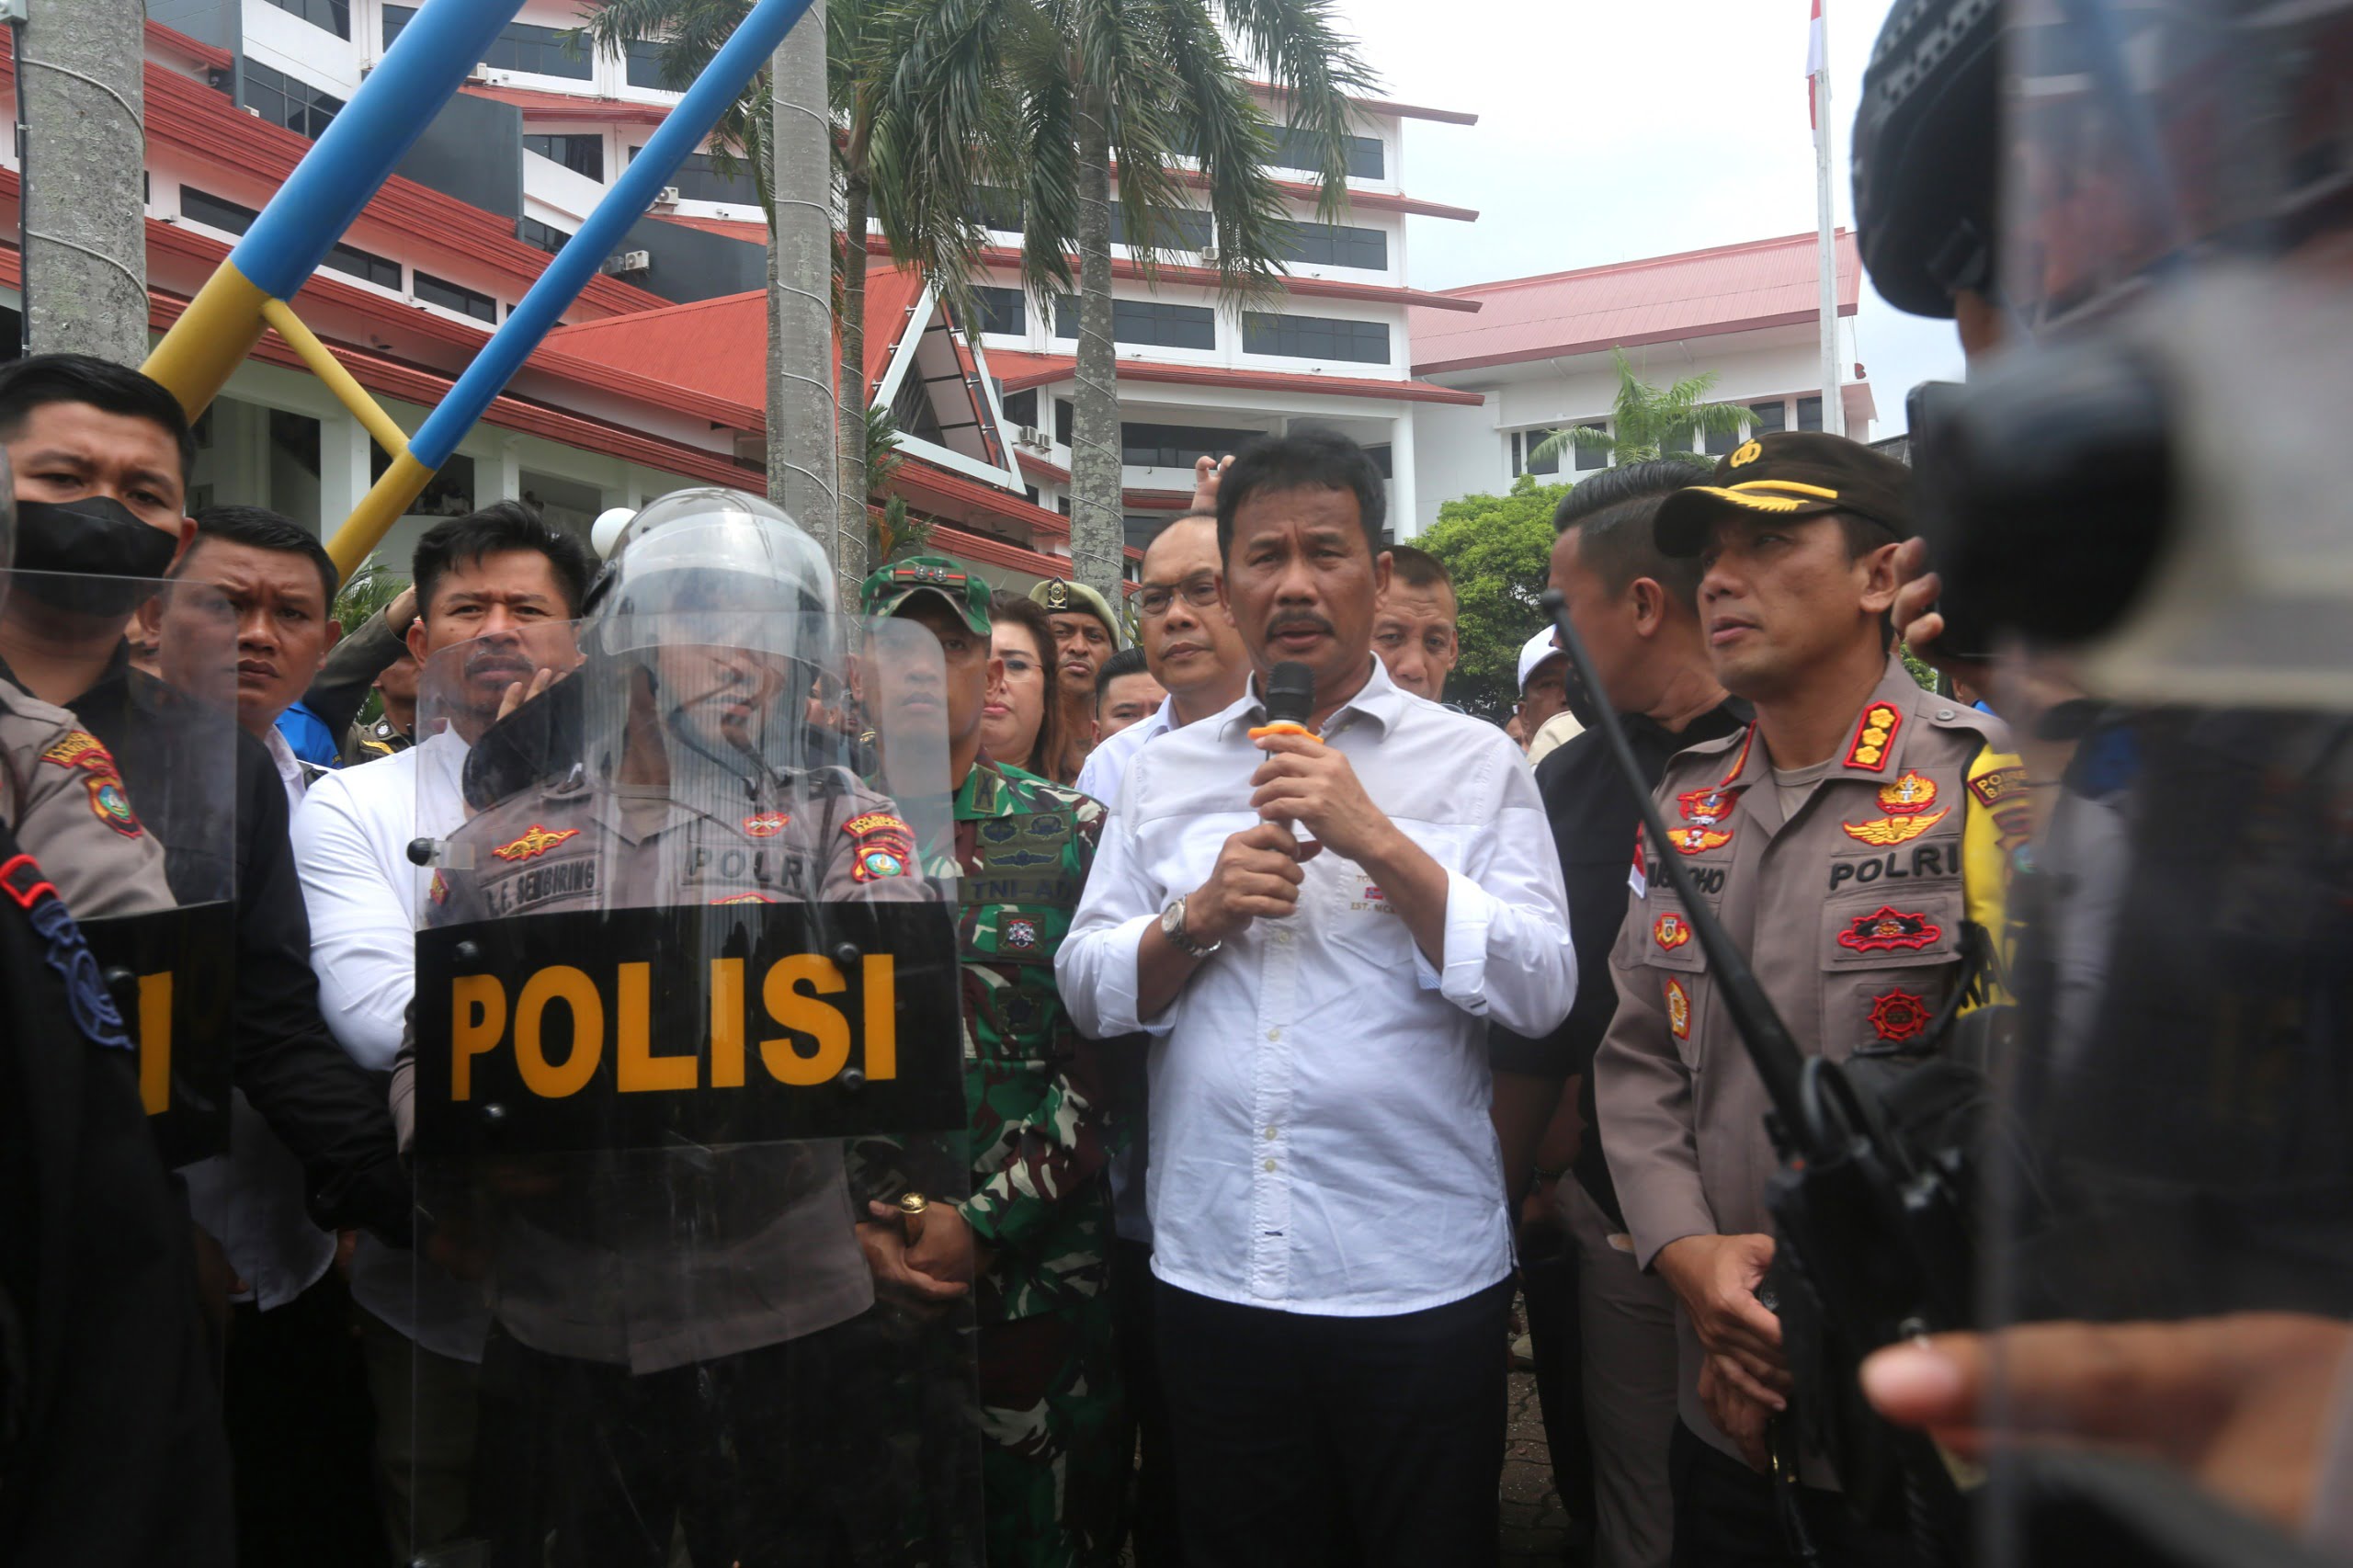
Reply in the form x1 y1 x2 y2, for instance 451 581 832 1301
1339 0 1964 432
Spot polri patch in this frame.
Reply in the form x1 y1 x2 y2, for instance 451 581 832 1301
1836 906 1941 953
844 810 915 883
1867 988 1932 1044
492 824 580 862
40 730 116 774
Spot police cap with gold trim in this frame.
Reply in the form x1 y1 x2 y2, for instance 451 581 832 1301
859 553 993 635
1654 430 1911 558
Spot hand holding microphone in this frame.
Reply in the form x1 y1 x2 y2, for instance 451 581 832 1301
1186 664 1324 947
1250 661 1394 866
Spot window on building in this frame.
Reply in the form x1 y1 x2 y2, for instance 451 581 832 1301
1656 425 1693 457
414 271 498 324
1574 422 1608 471
1124 514 1168 551
624 38 671 90
263 0 350 40
1054 399 1074 447
631 147 756 206
891 370 949 449
1241 311 1389 364
1120 422 1262 469
179 186 258 235
975 286 1026 336
1750 399 1787 436
1273 221 1388 270
1000 388 1039 428
1109 207 1214 253
970 187 1025 233
325 239 402 290
516 217 573 255
1057 494 1072 517
1052 297 1218 351
242 62 345 141
1365 443 1393 479
1264 129 1384 180
1515 428 1560 478
484 18 592 79
523 134 605 181
1795 395 1824 432
1704 420 1742 456
373 448 476 517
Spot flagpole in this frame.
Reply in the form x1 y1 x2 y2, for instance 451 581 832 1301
1812 0 1846 437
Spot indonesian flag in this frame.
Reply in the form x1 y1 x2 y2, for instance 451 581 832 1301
1807 0 1827 130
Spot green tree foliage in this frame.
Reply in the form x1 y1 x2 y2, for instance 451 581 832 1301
1534 347 1753 468
885 0 1372 598
1415 473 1567 721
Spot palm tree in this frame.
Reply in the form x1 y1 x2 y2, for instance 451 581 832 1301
1532 347 1756 469
582 0 994 592
885 0 1373 597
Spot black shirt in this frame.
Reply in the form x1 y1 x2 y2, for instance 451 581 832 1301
43 649 412 1243
1491 698 1750 1226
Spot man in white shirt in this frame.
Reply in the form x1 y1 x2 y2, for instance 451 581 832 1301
290 503 590 1563
1072 509 1249 1566
1057 432 1577 1566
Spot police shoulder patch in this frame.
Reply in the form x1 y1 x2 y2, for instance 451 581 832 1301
40 730 117 774
1843 703 1903 772
492 824 580 862
845 809 915 883
85 776 142 837
1968 764 2026 809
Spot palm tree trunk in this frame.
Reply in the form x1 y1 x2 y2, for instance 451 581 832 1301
1066 85 1124 598
837 170 872 563
20 2 145 362
769 14 843 588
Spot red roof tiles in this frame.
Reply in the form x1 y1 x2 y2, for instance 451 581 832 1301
1408 231 1863 378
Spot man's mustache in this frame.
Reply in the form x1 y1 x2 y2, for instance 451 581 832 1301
1266 610 1336 639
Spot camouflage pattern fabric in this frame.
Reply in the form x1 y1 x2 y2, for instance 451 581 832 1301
908 758 1128 1566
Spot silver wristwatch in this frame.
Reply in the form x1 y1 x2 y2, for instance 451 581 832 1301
1161 895 1221 959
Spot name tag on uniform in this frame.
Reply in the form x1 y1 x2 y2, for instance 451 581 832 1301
412 903 964 1157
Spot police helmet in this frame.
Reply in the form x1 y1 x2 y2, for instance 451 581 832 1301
1851 0 2004 320
585 487 835 656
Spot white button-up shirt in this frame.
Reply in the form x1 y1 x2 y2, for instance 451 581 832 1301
1057 657 1576 1315
290 732 490 1360
1074 694 1175 808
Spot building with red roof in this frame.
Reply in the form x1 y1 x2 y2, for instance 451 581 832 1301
1406 231 1877 535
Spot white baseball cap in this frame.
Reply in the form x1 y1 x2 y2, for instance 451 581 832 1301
1518 626 1566 692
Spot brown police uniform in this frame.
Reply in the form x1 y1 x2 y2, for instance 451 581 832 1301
396 761 935 1374
0 676 171 918
1594 656 2024 1476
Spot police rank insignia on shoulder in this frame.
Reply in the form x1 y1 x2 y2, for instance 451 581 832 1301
1841 768 1951 845
85 776 142 837
40 730 116 773
1664 976 1691 1040
492 824 581 862
742 812 790 838
844 811 915 882
1844 703 1903 772
1653 912 1692 951
1836 906 1941 953
1867 988 1933 1044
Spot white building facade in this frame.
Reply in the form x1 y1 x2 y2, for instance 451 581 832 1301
1408 232 1877 536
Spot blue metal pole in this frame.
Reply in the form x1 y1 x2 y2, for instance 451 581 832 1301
406 0 813 470
231 0 527 300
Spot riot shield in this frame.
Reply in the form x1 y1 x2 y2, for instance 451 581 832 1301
0 567 238 1166
1907 4 2353 1561
409 607 978 1567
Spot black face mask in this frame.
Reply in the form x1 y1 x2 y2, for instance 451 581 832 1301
11 496 179 617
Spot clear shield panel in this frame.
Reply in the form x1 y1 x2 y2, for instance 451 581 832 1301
409 609 977 1566
0 569 239 1165
1967 3 2353 1561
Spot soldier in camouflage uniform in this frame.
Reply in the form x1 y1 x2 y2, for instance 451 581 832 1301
861 557 1126 1568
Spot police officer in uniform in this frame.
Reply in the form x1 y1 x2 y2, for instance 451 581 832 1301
863 555 1124 1566
399 489 948 1567
1594 432 2024 1565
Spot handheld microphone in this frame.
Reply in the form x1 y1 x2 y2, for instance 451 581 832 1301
1249 661 1318 743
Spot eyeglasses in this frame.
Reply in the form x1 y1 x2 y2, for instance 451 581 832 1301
1135 574 1222 619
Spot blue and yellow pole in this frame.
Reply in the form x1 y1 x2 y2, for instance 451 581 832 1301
142 0 528 419
328 0 818 578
